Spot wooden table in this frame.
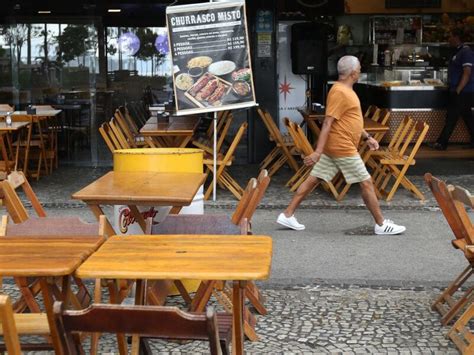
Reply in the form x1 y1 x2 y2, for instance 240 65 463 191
299 108 389 138
0 110 61 177
0 122 30 176
140 116 200 148
75 234 273 355
72 171 206 235
0 235 105 354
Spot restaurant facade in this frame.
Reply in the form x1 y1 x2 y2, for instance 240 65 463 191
0 0 472 166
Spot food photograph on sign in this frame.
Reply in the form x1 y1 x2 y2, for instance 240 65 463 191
167 2 255 114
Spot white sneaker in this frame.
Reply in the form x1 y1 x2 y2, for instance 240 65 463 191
375 219 406 235
277 213 305 231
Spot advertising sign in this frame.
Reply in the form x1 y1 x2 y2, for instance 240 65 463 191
166 1 256 115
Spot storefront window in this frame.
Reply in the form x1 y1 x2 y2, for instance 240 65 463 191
106 26 173 105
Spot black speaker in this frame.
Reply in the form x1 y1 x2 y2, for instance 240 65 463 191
291 23 328 75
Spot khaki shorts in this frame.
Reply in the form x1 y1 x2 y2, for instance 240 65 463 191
310 154 371 184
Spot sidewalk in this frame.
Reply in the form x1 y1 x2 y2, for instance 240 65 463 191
7 159 474 354
26 158 474 210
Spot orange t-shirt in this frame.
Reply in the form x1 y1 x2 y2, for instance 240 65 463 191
323 82 363 158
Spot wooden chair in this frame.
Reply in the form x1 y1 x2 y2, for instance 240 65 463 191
257 108 299 177
0 171 106 313
424 174 474 325
109 117 133 150
363 105 378 119
203 121 247 200
284 118 342 199
53 302 230 355
114 108 156 148
370 117 429 201
0 294 50 354
446 185 474 354
99 121 128 153
193 112 234 155
0 171 46 223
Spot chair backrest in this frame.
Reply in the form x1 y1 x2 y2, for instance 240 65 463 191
114 109 137 146
53 302 222 355
364 105 378 119
424 173 467 241
0 171 46 223
398 120 429 161
218 121 247 168
109 117 132 149
284 118 312 156
99 121 129 152
118 106 140 134
206 110 230 139
450 185 474 245
241 169 271 223
387 116 413 152
231 177 258 225
0 295 21 355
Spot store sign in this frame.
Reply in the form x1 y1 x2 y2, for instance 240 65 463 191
166 1 256 115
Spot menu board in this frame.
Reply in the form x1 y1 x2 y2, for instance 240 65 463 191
166 1 256 115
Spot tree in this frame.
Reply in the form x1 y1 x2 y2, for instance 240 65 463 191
1 24 28 73
135 28 165 76
56 25 93 66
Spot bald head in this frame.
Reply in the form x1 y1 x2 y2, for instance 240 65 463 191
337 55 360 78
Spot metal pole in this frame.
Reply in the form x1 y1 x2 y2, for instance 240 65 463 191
210 0 217 201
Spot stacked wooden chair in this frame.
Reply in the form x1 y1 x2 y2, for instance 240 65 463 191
425 174 474 354
203 121 248 200
99 108 156 154
0 172 105 310
370 116 429 201
257 108 299 177
425 174 474 325
284 118 342 199
53 302 231 355
192 110 233 155
0 294 50 354
146 170 271 341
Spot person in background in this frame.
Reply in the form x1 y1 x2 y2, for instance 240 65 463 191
277 55 406 236
430 28 474 150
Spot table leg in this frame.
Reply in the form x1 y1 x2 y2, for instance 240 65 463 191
0 134 11 174
40 277 66 355
178 135 192 148
87 203 115 237
23 121 33 176
131 279 147 355
232 280 246 355
36 119 49 174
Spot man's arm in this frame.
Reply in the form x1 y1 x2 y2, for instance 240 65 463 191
361 130 379 151
456 66 472 94
303 116 335 166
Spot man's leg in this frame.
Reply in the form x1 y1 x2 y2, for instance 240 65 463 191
359 178 384 225
284 175 319 217
459 92 474 145
437 92 462 147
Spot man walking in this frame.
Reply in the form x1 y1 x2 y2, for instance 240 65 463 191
277 55 406 235
431 28 474 150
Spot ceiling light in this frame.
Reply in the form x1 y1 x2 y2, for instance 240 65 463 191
108 9 121 13
38 10 51 14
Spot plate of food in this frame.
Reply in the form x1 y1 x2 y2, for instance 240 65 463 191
185 73 232 107
187 56 213 69
232 80 251 98
381 80 404 87
208 61 236 76
231 68 252 82
423 78 444 86
174 73 194 91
